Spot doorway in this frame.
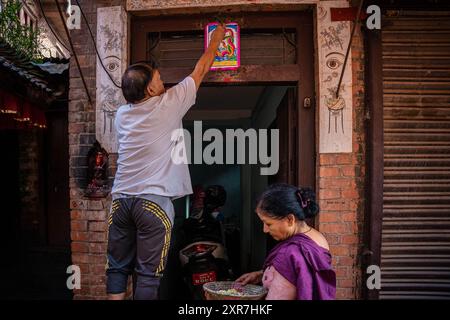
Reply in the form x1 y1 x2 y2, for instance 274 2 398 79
131 10 316 299
0 108 72 300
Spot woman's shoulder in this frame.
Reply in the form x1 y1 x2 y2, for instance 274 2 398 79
284 229 330 252
306 229 330 251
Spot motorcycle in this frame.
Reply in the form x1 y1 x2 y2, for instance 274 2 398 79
178 185 233 299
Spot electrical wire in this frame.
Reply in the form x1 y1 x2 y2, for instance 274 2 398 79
37 0 70 53
53 0 92 106
74 0 121 89
335 0 364 98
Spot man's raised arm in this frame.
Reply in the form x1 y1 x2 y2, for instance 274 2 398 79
190 24 226 90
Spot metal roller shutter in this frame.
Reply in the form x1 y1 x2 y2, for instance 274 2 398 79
381 10 450 299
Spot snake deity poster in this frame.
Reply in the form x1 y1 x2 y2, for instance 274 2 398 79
205 22 240 71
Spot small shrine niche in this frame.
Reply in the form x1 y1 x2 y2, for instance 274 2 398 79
85 141 110 198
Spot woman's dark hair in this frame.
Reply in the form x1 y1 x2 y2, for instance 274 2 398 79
256 183 319 220
121 61 158 103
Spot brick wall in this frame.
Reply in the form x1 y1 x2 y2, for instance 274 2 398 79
69 1 367 300
68 0 123 300
316 24 366 300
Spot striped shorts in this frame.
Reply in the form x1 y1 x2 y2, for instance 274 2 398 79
106 195 174 299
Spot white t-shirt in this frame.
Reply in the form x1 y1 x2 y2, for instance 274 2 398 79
111 76 197 199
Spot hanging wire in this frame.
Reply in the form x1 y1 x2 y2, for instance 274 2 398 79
74 0 121 89
53 0 92 106
37 0 70 53
335 0 364 98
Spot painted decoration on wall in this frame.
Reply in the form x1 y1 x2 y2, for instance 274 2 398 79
205 22 240 71
317 0 353 153
96 6 128 153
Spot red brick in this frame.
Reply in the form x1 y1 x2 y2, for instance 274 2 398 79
89 221 106 232
336 288 353 300
337 256 354 266
319 154 335 165
73 286 90 296
71 200 87 210
342 211 357 222
341 189 359 199
336 154 353 165
77 263 90 275
89 243 107 254
87 275 106 286
324 234 340 246
330 245 350 256
88 254 106 264
87 211 107 221
71 210 87 220
336 267 349 278
81 274 90 286
71 220 87 231
325 178 352 189
88 200 104 211
341 235 359 245
89 232 107 242
320 223 349 234
319 213 340 223
319 167 340 177
90 285 107 296
341 166 355 177
349 221 359 233
72 253 89 264
91 264 107 275
338 279 354 288
319 200 350 211
349 201 359 211
69 123 86 134
319 189 341 200
72 231 89 241
72 242 89 253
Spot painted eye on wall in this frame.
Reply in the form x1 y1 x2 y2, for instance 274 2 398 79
326 57 342 70
106 61 119 72
103 55 121 73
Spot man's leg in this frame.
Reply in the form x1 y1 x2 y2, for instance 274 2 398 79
106 199 136 299
132 198 173 300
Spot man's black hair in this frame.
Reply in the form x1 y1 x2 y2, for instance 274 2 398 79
121 61 158 104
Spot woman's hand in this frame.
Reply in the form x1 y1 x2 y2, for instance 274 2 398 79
235 270 264 285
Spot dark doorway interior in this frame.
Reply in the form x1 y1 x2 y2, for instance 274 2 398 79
158 84 297 299
0 108 72 300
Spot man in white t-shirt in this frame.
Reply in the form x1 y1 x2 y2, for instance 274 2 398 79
106 24 226 300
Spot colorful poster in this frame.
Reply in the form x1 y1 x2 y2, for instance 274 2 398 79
205 22 240 71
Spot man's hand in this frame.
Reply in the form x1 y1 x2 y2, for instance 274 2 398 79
190 23 227 89
211 24 226 45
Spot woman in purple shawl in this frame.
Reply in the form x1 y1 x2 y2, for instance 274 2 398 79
236 184 336 300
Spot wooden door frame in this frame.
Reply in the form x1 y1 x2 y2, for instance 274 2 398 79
131 10 316 190
363 27 383 300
